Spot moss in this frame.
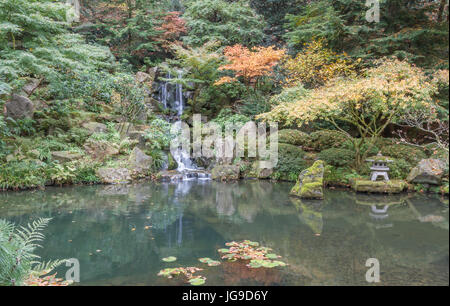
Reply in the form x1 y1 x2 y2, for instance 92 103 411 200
277 129 310 146
352 179 407 194
167 152 178 171
290 160 324 199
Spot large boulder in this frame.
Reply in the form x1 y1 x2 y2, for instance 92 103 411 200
96 168 131 184
5 94 34 119
352 179 407 194
128 147 152 175
407 158 447 185
290 160 325 199
81 122 107 135
51 151 83 163
84 140 119 161
211 165 240 181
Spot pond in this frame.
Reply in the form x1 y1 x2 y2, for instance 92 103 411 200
0 180 448 286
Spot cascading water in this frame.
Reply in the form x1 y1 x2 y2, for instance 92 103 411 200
157 70 210 180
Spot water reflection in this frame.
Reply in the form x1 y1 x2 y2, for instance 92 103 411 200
0 181 448 285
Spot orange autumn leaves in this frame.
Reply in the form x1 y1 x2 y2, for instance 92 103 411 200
214 45 286 87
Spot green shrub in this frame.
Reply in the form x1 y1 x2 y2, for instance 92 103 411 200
0 161 48 190
212 109 251 130
324 165 363 185
381 144 427 165
341 139 380 157
307 130 348 151
144 118 175 151
277 129 310 146
271 143 306 181
318 148 355 167
388 158 413 179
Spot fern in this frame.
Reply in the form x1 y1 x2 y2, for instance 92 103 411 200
0 217 66 286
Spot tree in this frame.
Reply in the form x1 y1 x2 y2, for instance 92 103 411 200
284 0 449 68
258 59 442 168
282 39 356 88
0 0 115 96
215 44 286 90
166 41 240 116
182 0 266 48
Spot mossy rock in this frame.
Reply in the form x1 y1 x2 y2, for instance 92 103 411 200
271 143 307 181
318 148 355 167
247 161 274 179
290 160 325 199
277 129 310 146
211 165 240 181
381 144 427 165
351 179 407 194
307 130 348 152
167 152 178 171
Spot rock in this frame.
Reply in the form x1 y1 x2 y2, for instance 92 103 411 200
115 122 134 138
351 179 407 194
157 170 184 182
290 160 325 199
5 94 34 119
135 71 151 83
211 165 240 181
128 147 152 175
96 168 131 184
84 140 119 161
127 131 147 149
81 122 107 135
22 78 41 96
51 151 83 163
249 161 273 179
167 152 178 170
407 159 447 185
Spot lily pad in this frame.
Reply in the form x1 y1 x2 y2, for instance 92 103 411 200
266 253 278 259
189 278 206 286
162 256 177 262
218 248 230 253
198 257 212 263
207 260 221 267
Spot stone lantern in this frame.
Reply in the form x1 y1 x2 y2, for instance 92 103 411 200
366 152 393 181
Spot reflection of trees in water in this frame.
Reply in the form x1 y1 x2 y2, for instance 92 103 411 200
1 182 448 285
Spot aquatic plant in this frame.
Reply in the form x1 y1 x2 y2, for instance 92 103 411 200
157 267 205 286
162 256 177 262
218 240 287 269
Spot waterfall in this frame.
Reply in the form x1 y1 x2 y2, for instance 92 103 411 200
176 71 183 116
158 70 210 180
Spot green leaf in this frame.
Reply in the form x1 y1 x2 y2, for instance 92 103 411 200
162 256 177 262
189 278 206 286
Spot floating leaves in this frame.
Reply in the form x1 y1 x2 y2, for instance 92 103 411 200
189 277 206 286
198 257 221 266
218 240 287 269
158 240 287 286
24 273 73 286
162 256 177 262
158 267 203 280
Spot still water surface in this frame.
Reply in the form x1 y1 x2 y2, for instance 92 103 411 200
0 180 448 285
